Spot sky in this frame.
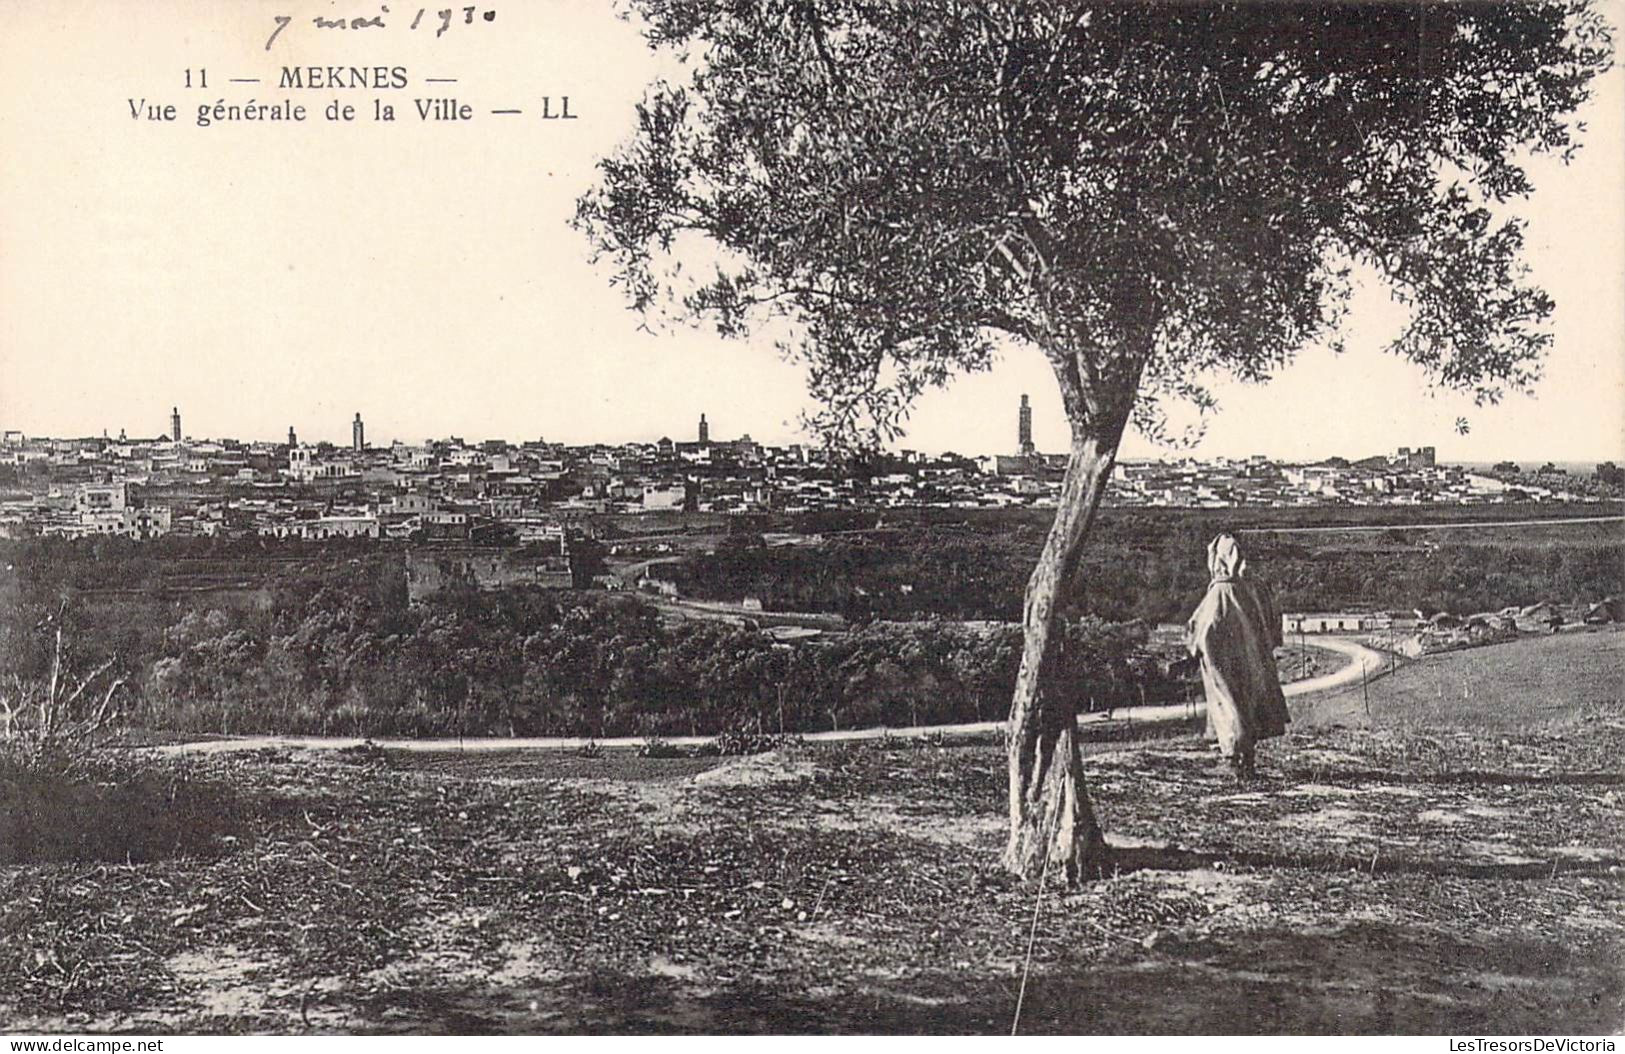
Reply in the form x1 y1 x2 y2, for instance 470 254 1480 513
1 0 1621 464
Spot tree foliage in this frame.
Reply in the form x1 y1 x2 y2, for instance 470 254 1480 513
577 1 1612 446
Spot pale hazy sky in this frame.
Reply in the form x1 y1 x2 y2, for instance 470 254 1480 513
1 0 1621 462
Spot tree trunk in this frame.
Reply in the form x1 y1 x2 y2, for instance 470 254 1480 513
1004 431 1121 882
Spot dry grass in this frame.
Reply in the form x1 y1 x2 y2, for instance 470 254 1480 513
1298 627 1625 733
1276 643 1343 684
0 693 1619 1035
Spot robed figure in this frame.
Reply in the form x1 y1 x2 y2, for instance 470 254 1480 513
1186 534 1289 777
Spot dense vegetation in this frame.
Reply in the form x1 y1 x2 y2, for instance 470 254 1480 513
659 508 1625 622
3 503 1618 739
0 539 1176 738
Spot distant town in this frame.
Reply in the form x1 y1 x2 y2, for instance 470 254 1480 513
2 396 1621 544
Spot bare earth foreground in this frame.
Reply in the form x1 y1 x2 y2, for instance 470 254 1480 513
2 632 1622 1034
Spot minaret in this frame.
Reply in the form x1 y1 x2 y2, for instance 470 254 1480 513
288 426 297 448
170 407 182 442
1018 394 1035 457
698 413 709 444
352 412 365 452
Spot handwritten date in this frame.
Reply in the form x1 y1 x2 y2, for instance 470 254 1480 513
265 5 496 51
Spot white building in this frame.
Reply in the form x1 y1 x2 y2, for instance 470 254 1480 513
642 484 687 511
76 482 128 515
1282 611 1401 634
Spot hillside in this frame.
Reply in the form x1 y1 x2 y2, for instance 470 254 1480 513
2 663 1620 1033
1293 627 1625 733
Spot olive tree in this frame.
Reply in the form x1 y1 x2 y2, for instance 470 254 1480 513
575 0 1611 881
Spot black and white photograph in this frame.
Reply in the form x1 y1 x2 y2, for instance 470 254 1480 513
0 0 1622 1038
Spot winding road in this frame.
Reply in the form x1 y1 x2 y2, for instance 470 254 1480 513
151 636 1384 757
1281 635 1388 696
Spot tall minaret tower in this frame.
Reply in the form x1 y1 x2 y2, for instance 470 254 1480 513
170 406 182 443
287 426 298 448
698 413 709 444
352 412 365 452
1018 394 1035 457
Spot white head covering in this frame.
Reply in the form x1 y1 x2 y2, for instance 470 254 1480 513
1207 533 1246 581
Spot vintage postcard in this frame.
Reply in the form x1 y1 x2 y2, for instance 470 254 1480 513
1 0 1621 1039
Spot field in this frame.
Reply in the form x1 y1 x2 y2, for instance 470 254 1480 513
1294 627 1625 733
1 633 1620 1034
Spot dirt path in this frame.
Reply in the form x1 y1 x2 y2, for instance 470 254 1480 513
1283 635 1387 695
151 638 1377 757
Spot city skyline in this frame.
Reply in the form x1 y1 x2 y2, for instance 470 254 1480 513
9 403 1611 548
4 401 1612 470
1 1 1621 465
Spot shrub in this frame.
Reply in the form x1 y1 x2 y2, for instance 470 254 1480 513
1 611 129 775
0 746 246 864
707 727 790 756
636 736 687 759
0 613 250 864
336 739 390 766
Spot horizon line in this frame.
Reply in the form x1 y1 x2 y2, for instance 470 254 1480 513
1 424 1618 467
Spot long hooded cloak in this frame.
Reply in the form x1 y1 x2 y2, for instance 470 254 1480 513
1186 534 1289 757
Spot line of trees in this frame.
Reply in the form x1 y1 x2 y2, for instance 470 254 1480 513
1 547 1182 739
140 601 1183 738
5 514 1616 741
655 522 1625 624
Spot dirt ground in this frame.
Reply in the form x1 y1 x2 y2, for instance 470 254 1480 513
2 687 1621 1036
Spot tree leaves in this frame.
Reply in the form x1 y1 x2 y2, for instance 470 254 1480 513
577 0 1612 446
